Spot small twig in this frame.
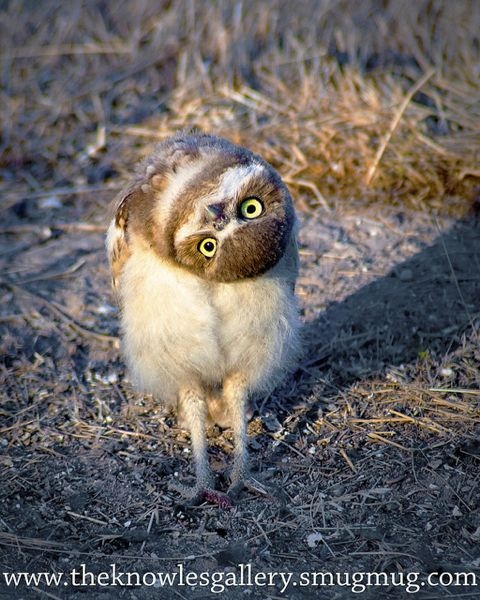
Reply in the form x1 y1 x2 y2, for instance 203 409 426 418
348 417 409 424
49 298 117 343
18 258 87 285
0 420 36 435
2 44 131 59
252 512 272 546
0 223 105 235
283 176 329 210
0 532 66 551
365 68 436 185
66 511 109 526
146 509 158 535
428 388 480 396
350 551 422 560
31 587 63 600
367 432 411 452
276 438 310 460
60 423 160 442
339 448 356 472
388 410 448 434
2 184 120 203
0 313 26 323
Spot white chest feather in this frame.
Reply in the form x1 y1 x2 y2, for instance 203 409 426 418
118 248 298 403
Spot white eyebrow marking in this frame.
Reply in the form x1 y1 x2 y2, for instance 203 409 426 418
218 163 265 199
155 158 210 222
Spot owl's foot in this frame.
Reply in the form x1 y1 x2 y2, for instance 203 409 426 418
168 480 234 509
200 488 234 509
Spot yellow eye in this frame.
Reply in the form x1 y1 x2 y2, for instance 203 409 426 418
198 237 217 258
240 197 263 219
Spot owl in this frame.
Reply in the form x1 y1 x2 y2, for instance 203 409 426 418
106 132 299 504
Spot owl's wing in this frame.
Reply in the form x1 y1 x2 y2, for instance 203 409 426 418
106 185 143 292
106 146 183 292
107 158 172 292
268 231 299 293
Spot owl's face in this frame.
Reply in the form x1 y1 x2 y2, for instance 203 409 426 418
113 134 296 283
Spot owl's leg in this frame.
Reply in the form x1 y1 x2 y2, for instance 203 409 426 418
223 374 269 499
171 387 234 508
173 387 213 498
222 374 249 494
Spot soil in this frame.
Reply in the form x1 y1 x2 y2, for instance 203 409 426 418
0 2 479 598
1 192 479 600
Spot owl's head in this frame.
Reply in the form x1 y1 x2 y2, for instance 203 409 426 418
111 133 296 283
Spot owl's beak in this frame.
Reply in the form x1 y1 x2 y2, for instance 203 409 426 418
205 203 229 230
205 203 224 220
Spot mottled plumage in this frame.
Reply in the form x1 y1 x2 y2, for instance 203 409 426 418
106 133 299 502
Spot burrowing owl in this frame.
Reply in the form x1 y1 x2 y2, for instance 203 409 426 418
106 133 299 504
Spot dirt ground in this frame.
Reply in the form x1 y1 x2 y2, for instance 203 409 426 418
1 2 479 599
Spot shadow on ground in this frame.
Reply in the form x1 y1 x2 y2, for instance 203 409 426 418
300 211 480 390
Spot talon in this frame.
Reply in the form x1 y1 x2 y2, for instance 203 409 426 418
201 488 234 509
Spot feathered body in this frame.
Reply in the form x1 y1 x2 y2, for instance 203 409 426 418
106 133 299 500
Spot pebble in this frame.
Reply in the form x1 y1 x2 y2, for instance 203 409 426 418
306 532 323 548
39 195 62 209
96 303 117 316
398 268 413 281
440 367 454 377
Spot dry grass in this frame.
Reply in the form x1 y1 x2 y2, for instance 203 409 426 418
1 0 479 213
1 1 480 598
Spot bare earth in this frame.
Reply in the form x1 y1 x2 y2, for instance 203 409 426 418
1 2 479 599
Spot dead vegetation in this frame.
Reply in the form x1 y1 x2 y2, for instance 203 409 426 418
1 1 479 599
